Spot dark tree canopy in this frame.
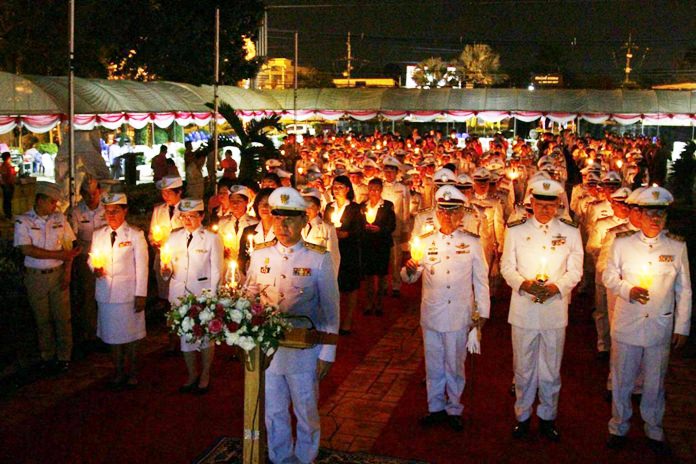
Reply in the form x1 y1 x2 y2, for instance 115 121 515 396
0 0 263 84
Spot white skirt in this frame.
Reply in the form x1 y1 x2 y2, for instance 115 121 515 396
97 302 146 345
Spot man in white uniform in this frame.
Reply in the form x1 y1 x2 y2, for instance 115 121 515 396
245 187 340 464
604 186 691 454
402 185 490 431
500 178 583 441
381 156 410 297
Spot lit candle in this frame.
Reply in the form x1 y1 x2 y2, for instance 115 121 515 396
423 223 434 234
638 264 653 289
90 249 106 269
223 232 235 251
375 142 382 150
507 168 519 181
247 235 255 254
228 260 238 288
298 167 304 174
616 159 623 169
159 244 172 266
211 224 219 233
410 237 425 263
365 205 378 224
152 225 165 244
587 158 594 166
331 209 342 228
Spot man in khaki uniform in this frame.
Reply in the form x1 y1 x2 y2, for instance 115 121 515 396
14 181 81 373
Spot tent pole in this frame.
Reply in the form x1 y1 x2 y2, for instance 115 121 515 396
293 30 298 162
211 6 220 194
513 116 517 138
391 119 395 134
68 0 76 207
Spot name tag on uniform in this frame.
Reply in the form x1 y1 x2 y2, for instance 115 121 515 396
119 241 132 248
293 267 311 276
197 277 208 281
659 255 674 263
31 226 41 230
456 250 470 254
195 248 206 253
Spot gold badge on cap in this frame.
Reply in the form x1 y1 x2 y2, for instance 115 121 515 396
182 200 191 209
443 191 451 201
652 191 660 200
543 182 550 190
280 194 290 205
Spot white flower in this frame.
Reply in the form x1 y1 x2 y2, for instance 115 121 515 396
199 309 214 323
218 297 233 308
238 336 257 352
225 332 240 346
181 317 194 332
197 294 208 304
266 347 276 356
178 304 190 317
235 298 251 311
229 309 243 324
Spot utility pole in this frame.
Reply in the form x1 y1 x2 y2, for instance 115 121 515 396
621 33 638 87
345 32 353 87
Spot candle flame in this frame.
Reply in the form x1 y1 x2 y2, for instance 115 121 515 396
365 205 378 224
410 237 424 263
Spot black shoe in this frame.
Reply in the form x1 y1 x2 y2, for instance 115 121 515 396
631 393 642 403
363 308 373 315
539 419 561 442
418 410 447 427
194 384 210 395
606 434 627 449
339 329 351 336
646 438 670 456
512 418 531 439
374 308 383 316
179 377 199 394
604 390 613 403
447 415 464 431
391 289 401 298
596 351 610 361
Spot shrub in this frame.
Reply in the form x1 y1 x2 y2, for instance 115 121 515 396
36 143 58 155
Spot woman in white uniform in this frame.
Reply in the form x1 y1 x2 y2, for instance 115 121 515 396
89 192 148 389
162 198 223 394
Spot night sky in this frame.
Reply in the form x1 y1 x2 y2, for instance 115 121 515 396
265 0 696 83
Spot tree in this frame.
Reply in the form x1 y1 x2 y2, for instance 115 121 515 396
210 103 281 183
0 0 264 84
412 57 458 88
669 141 696 206
455 44 505 87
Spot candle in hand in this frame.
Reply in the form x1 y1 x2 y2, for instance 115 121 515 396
152 225 165 244
536 256 549 284
223 232 235 251
365 205 378 224
331 209 342 228
90 249 106 269
410 237 424 263
159 244 172 266
247 235 255 254
638 264 653 289
228 260 238 287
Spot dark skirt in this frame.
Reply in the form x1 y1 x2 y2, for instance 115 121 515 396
360 236 391 276
337 239 362 292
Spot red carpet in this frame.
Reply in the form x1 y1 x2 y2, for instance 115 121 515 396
0 283 681 463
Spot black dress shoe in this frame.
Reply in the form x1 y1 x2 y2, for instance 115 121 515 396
339 329 351 336
418 410 447 427
604 390 613 403
374 308 384 316
512 418 531 439
447 415 464 431
194 384 210 395
539 419 561 442
179 377 200 394
596 351 610 361
606 434 627 449
646 438 670 456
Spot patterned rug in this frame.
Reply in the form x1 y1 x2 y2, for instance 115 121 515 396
193 437 429 464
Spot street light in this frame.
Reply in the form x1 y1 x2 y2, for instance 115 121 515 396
528 83 535 91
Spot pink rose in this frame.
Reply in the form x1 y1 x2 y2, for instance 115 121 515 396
209 319 223 334
251 303 265 316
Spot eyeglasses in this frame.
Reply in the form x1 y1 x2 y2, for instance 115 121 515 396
643 209 667 219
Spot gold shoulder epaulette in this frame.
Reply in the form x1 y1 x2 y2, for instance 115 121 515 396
255 239 277 250
304 241 327 254
460 229 480 239
666 232 685 242
462 205 474 214
616 230 637 239
418 207 433 213
171 226 184 233
507 218 526 228
560 217 578 228
420 230 435 238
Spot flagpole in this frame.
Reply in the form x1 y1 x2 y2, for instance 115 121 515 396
211 5 220 195
68 0 76 207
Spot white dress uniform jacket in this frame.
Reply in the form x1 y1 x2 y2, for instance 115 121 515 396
501 217 584 330
89 223 149 303
69 201 106 254
603 230 692 347
166 227 224 304
302 216 341 276
148 202 182 243
218 213 258 260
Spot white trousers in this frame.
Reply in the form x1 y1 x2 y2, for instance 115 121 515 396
423 327 468 416
266 370 320 464
609 340 670 441
593 282 610 352
511 326 566 421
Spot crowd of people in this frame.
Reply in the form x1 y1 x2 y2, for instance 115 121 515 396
11 126 692 462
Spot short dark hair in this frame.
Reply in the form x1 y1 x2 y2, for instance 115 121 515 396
1 152 10 162
262 173 281 186
368 177 383 188
332 175 355 200
253 188 275 217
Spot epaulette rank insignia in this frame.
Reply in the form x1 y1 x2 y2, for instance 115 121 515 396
255 239 277 250
461 229 480 238
304 242 327 254
666 232 685 242
559 217 578 228
507 218 526 228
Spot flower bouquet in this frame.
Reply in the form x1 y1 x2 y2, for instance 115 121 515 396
167 288 229 344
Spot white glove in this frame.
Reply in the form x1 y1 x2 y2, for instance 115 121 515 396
466 327 481 354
